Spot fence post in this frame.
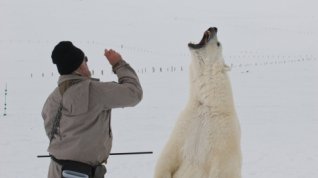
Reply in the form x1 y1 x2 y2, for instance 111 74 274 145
3 83 7 116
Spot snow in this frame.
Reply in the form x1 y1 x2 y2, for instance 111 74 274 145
0 0 317 177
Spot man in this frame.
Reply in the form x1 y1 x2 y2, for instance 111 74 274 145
42 41 143 178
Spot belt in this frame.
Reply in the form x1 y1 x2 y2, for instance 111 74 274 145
51 155 95 177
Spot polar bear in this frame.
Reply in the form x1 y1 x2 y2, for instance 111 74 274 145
154 27 241 178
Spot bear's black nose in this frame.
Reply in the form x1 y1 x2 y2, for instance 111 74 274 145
208 27 218 33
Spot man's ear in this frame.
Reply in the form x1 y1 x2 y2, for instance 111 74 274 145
78 63 86 72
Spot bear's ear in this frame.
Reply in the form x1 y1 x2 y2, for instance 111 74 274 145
223 64 231 72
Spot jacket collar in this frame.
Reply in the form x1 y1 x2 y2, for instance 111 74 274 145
58 74 99 85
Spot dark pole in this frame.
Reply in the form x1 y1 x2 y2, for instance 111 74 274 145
109 151 153 156
37 151 153 158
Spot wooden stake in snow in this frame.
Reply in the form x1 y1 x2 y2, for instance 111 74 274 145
3 83 7 116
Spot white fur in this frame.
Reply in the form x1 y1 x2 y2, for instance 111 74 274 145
154 33 242 178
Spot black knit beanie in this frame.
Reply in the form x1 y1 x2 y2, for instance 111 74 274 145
51 41 85 75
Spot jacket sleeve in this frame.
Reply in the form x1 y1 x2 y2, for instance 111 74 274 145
41 89 61 138
42 99 52 138
92 60 143 109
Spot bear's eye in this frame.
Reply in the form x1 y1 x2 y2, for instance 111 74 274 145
217 42 221 47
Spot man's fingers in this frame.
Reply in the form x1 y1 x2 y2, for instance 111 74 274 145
105 49 116 56
104 49 108 56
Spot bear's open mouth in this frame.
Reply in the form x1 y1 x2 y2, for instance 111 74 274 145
188 27 217 49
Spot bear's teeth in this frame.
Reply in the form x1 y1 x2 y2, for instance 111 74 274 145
206 31 211 40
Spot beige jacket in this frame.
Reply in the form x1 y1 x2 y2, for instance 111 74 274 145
42 60 142 166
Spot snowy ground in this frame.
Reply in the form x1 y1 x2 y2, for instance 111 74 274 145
1 0 317 177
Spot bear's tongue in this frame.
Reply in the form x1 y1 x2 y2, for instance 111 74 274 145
204 31 212 44
188 29 213 49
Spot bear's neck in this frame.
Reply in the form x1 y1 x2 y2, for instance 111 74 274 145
189 61 236 113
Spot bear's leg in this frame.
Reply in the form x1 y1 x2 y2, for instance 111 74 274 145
207 155 241 178
154 109 192 178
154 138 182 178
